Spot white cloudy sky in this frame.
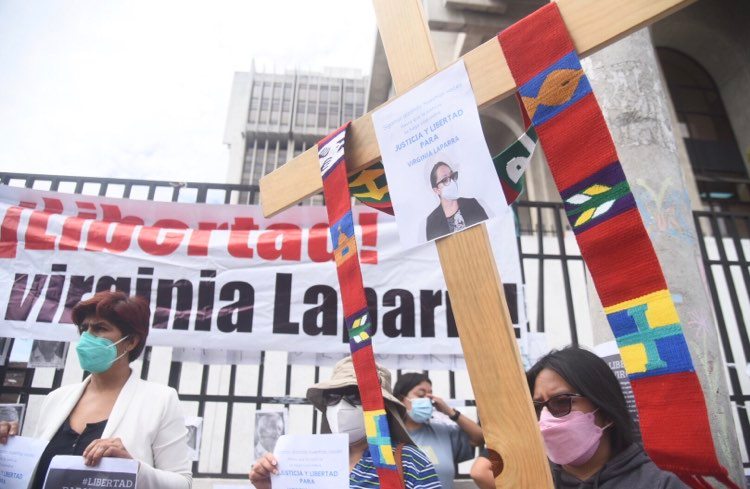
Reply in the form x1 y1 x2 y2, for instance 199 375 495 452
0 1 376 183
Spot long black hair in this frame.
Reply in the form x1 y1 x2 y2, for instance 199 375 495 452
394 372 431 401
527 346 635 453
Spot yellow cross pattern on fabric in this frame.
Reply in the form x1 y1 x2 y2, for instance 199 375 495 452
604 290 687 376
349 168 389 201
364 409 396 465
619 344 649 374
522 68 584 120
364 409 387 436
379 445 396 466
603 290 679 325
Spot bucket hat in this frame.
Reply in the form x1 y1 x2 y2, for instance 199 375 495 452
306 356 413 445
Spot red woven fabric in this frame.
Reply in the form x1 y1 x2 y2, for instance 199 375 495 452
322 161 351 220
336 251 368 313
575 209 667 307
352 348 386 407
632 373 724 476
499 4 739 487
534 93 619 190
499 8 574 86
319 122 401 487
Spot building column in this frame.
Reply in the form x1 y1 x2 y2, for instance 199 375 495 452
582 28 744 485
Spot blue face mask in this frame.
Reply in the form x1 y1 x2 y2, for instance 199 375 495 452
408 397 433 424
76 331 129 373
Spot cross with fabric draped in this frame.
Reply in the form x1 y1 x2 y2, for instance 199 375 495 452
259 0 739 487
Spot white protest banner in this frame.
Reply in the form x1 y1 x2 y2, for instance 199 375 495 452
0 436 47 489
42 456 137 489
272 434 349 489
0 185 526 356
372 60 508 249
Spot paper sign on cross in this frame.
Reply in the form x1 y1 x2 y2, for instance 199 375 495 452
260 0 696 487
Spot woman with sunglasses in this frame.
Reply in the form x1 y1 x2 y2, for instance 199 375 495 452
471 346 686 488
425 161 488 241
249 356 441 488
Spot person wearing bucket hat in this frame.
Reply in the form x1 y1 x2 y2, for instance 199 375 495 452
394 372 484 489
249 356 441 489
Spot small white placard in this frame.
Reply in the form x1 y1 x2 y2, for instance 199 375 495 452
372 60 508 249
254 410 287 459
594 341 641 431
28 340 69 369
185 416 203 462
0 436 48 488
42 456 138 489
271 434 348 489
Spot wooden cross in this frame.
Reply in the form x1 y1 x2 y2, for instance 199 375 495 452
260 0 695 486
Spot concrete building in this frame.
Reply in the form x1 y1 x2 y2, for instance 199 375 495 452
223 64 369 194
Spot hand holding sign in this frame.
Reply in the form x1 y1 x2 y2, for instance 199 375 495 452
43 455 138 489
269 434 349 489
249 452 278 489
0 420 18 444
0 436 48 489
82 437 133 467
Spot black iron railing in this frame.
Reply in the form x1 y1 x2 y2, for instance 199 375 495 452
1 171 748 477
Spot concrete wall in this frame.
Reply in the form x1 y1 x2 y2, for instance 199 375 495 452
223 71 253 185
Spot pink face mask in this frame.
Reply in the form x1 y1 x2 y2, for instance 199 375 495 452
538 407 609 466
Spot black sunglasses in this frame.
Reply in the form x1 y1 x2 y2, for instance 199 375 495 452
533 393 583 418
323 390 362 407
434 171 458 188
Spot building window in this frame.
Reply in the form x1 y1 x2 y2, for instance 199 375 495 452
657 48 747 202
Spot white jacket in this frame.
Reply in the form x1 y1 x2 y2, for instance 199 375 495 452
35 369 192 489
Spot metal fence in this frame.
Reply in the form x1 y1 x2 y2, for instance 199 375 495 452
1 171 748 477
694 208 750 468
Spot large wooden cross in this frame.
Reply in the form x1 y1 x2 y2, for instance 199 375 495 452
260 0 694 486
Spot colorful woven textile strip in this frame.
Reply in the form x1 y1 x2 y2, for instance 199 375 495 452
494 126 537 204
348 162 395 215
318 122 402 489
499 5 738 488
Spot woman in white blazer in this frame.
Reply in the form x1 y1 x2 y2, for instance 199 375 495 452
1 291 192 489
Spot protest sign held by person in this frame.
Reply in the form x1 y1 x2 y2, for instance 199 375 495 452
0 291 193 489
249 356 441 489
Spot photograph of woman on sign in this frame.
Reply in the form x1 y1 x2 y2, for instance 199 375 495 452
28 340 69 369
426 161 488 241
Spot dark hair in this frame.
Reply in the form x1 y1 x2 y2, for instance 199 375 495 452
429 161 451 188
394 372 432 401
72 291 150 362
526 346 635 453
